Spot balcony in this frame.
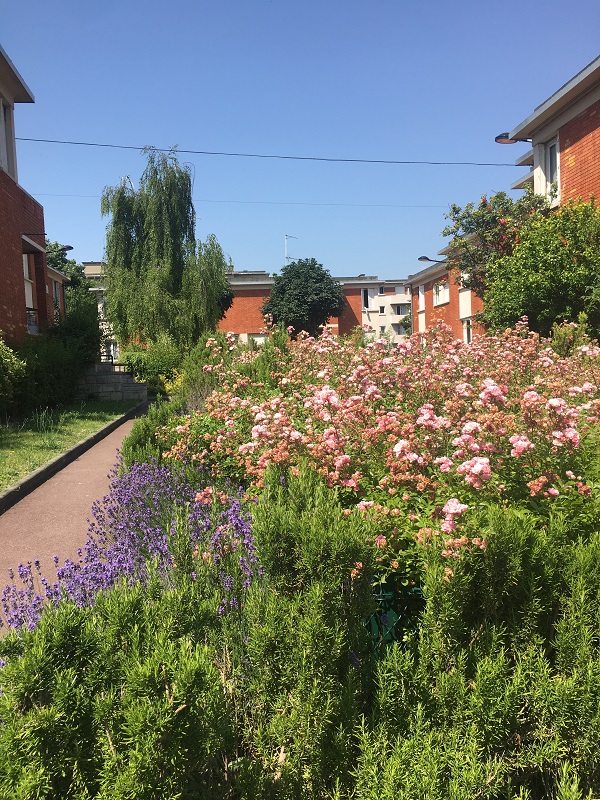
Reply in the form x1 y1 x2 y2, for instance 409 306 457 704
26 307 38 335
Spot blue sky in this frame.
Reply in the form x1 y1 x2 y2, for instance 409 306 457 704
3 1 599 280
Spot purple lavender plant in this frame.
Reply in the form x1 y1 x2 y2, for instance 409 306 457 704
1 461 261 630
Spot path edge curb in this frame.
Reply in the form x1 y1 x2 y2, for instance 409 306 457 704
0 401 149 517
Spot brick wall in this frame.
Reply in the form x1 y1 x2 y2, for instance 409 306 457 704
336 287 362 335
411 273 484 340
560 98 600 203
0 170 47 344
218 283 365 337
218 288 271 335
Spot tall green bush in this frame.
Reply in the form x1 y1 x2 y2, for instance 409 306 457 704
0 336 26 418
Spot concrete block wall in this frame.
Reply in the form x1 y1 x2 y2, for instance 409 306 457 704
75 364 147 403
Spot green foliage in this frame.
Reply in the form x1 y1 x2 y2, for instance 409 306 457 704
442 188 549 297
121 333 182 395
551 314 592 357
16 335 86 413
253 464 374 601
177 234 234 344
120 398 181 467
0 335 26 417
0 579 230 799
45 240 78 280
262 258 346 337
101 149 232 348
482 200 600 336
178 331 228 400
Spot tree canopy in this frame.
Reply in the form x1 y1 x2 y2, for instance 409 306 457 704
45 240 101 363
442 189 548 297
481 199 600 336
442 190 600 338
101 148 232 348
262 258 346 337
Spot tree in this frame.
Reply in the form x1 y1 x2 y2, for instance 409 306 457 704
481 199 600 336
178 234 234 345
442 188 549 297
262 258 346 338
46 240 101 364
101 148 232 348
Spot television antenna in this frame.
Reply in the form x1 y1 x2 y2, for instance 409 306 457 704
284 234 297 263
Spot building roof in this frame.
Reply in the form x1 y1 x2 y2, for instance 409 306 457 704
509 55 600 140
405 261 448 284
0 45 34 103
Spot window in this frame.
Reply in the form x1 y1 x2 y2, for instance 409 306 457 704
380 325 386 333
543 137 560 202
378 286 385 295
433 280 449 306
546 140 557 185
362 288 370 309
52 279 62 322
463 318 472 344
379 305 385 315
394 303 411 316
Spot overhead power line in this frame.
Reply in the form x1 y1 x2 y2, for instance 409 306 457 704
16 137 520 168
31 191 448 209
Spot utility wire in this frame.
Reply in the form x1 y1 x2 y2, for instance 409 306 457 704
16 137 520 168
31 191 448 209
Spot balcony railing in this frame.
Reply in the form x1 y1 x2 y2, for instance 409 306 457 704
26 307 38 335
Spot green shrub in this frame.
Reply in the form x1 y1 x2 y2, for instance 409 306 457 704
120 398 182 467
7 295 100 416
121 333 182 396
0 336 26 418
16 335 83 412
0 579 230 799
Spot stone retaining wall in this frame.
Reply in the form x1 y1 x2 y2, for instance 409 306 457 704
76 364 147 403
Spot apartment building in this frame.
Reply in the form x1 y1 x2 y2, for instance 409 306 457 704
497 55 600 205
0 45 66 344
217 272 412 343
405 261 484 343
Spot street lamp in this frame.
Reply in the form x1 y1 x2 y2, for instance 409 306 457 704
494 132 532 145
418 255 446 264
22 235 74 254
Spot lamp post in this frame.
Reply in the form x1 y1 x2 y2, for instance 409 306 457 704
418 255 446 264
494 133 532 145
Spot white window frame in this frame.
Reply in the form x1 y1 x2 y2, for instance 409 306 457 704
0 98 7 172
462 318 473 344
543 136 560 204
433 280 449 306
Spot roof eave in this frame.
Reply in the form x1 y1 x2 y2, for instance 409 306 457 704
509 55 600 140
0 45 35 103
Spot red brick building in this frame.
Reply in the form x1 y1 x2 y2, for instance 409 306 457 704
405 261 484 343
0 45 66 345
218 272 411 342
498 55 600 205
410 56 600 342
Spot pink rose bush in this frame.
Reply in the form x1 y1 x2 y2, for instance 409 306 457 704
158 322 600 569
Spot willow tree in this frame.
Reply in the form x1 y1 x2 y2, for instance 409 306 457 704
101 147 232 348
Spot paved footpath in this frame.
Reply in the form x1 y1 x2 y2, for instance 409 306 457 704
0 419 135 585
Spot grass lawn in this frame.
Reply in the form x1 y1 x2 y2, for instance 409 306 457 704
0 400 139 491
